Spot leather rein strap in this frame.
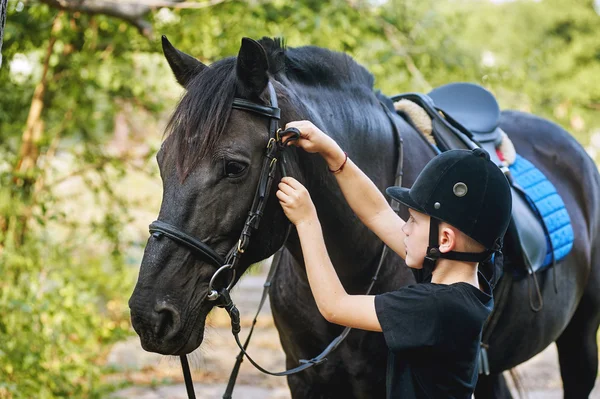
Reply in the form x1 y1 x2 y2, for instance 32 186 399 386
148 83 405 398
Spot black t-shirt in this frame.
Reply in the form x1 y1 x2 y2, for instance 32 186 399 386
374 273 493 399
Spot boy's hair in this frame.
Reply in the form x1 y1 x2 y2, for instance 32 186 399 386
441 222 486 254
461 233 486 254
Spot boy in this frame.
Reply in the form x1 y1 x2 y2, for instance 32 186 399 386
276 120 512 398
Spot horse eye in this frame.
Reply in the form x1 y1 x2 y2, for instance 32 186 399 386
225 161 247 177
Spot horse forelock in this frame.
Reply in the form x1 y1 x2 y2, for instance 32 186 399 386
163 57 238 180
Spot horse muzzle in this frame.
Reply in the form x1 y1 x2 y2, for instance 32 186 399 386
129 293 206 355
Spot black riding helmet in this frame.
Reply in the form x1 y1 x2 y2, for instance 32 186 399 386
386 148 512 283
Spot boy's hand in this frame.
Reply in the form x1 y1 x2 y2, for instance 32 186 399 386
277 177 317 226
283 121 346 171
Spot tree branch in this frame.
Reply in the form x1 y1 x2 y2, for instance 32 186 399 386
382 23 432 92
342 0 431 91
39 0 155 37
46 151 150 189
146 0 229 9
38 0 230 38
587 103 600 111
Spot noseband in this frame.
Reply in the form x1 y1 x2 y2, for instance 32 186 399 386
147 81 405 399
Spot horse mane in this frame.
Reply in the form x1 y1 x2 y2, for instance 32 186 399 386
164 37 376 180
259 37 375 89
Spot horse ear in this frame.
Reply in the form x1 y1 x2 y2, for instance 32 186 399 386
162 35 207 88
236 37 269 97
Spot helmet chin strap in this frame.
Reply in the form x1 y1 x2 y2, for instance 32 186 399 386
413 218 495 284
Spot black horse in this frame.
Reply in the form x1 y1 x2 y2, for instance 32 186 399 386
128 36 600 398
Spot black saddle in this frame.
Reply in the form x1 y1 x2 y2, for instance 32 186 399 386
428 82 502 145
391 83 548 275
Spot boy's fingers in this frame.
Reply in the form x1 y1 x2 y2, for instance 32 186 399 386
285 121 305 129
285 121 311 138
284 122 298 132
276 190 289 203
281 176 302 189
278 182 295 196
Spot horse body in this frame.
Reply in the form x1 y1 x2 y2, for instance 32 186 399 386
271 80 600 398
128 37 600 398
488 111 595 370
475 111 600 397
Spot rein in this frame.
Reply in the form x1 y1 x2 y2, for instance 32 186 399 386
148 82 405 398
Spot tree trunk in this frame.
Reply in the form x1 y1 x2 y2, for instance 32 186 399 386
6 14 62 246
14 16 62 178
0 1 8 249
0 0 7 68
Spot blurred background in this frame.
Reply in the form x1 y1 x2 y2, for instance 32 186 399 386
0 0 599 397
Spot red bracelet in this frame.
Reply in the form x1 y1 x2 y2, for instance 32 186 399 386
329 152 348 174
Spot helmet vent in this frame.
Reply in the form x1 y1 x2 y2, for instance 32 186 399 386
453 182 468 197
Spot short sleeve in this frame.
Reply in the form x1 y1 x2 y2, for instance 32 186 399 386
374 284 442 353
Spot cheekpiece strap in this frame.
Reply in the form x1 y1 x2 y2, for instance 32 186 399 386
438 250 493 263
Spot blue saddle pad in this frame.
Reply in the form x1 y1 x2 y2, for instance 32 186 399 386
508 154 574 269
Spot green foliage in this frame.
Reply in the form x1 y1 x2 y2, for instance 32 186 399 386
0 0 598 397
0 237 133 398
0 3 163 398
456 0 600 144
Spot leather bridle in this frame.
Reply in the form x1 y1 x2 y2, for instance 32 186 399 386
147 81 405 399
150 82 288 302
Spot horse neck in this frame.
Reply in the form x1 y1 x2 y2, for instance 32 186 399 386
280 83 402 287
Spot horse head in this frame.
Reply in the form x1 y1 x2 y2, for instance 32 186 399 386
128 36 303 355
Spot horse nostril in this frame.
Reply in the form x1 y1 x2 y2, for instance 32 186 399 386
153 302 182 341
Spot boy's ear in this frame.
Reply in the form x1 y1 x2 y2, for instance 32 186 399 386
437 225 457 253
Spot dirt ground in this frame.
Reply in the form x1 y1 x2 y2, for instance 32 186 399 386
110 273 600 399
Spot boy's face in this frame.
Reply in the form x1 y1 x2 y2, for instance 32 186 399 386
401 209 431 269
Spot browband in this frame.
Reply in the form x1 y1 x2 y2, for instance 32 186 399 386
232 99 281 119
